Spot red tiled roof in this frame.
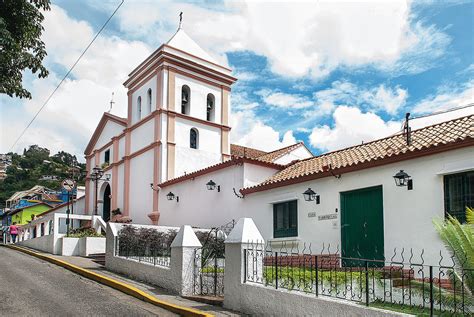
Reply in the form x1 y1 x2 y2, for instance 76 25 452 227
230 144 267 159
242 115 474 194
230 142 311 163
256 142 311 163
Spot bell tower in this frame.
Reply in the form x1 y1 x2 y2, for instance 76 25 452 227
122 23 236 224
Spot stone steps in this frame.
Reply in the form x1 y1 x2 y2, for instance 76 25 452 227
88 253 105 266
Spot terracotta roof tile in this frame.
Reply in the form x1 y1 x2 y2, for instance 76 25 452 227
256 142 309 163
230 144 267 159
242 115 474 194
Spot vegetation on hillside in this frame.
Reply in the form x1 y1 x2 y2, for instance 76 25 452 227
0 145 86 206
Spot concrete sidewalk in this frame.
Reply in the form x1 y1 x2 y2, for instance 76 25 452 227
46 253 243 317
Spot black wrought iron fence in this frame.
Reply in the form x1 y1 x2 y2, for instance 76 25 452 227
192 219 235 297
244 241 474 316
114 226 177 268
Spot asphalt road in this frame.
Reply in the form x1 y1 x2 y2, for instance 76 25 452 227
0 247 177 316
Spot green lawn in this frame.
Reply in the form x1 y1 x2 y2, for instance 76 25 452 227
369 301 468 317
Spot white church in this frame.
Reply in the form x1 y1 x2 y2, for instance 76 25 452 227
84 25 474 265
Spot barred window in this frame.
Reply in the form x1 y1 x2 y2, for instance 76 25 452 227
147 88 152 114
273 200 298 238
190 128 198 149
444 171 474 223
104 149 110 164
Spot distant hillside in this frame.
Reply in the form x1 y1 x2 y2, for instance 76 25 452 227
0 145 86 207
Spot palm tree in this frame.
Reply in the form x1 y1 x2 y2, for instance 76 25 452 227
433 207 474 293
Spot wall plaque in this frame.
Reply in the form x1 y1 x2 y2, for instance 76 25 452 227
318 214 337 221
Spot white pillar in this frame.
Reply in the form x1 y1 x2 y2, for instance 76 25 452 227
170 225 202 296
223 218 264 311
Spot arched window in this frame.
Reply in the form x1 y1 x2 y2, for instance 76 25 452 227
190 128 198 149
206 93 215 121
147 89 152 114
181 85 190 115
137 96 142 120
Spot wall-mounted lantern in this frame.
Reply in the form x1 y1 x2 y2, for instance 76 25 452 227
206 180 220 192
303 188 320 204
393 170 413 190
166 191 179 202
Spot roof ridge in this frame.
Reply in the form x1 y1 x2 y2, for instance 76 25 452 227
104 112 127 123
257 142 303 157
230 143 268 154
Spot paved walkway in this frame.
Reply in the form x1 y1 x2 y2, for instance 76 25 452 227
0 247 177 317
45 252 242 316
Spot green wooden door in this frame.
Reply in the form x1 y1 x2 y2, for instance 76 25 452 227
341 185 384 267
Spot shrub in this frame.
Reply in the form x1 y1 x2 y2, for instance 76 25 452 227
117 226 177 257
68 228 103 238
433 207 474 295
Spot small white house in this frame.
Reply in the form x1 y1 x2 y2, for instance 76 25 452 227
83 23 474 266
156 115 474 265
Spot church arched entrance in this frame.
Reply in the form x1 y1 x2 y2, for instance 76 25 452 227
102 184 111 222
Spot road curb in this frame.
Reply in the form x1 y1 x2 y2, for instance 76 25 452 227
3 244 213 317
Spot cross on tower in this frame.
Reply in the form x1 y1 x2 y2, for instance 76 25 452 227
179 12 183 29
108 92 115 113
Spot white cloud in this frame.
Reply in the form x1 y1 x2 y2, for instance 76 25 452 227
308 85 473 153
1 5 152 160
412 81 474 114
309 106 401 152
309 81 408 117
362 85 408 114
258 89 313 109
233 71 258 81
112 1 450 79
257 81 407 115
230 110 297 152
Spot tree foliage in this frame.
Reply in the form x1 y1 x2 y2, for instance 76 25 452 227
0 0 51 99
0 145 86 206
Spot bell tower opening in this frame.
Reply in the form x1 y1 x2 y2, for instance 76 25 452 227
181 85 190 115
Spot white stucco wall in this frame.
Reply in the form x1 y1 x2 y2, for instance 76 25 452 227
131 76 157 124
241 146 474 266
174 74 222 124
97 146 112 167
174 117 222 176
130 118 154 153
118 136 125 159
274 146 313 165
117 164 125 210
94 121 124 151
159 164 246 228
128 149 154 223
160 114 168 182
243 163 279 188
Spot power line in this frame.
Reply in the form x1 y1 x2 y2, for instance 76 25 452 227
8 0 125 152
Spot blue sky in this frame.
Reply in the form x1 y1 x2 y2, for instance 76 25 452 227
1 0 473 160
